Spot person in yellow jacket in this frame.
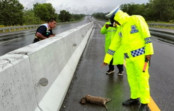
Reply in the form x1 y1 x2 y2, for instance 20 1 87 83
103 7 154 111
100 21 124 75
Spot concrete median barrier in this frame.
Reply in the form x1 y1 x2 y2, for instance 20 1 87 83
0 22 94 111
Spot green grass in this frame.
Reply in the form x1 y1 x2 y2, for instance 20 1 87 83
0 26 38 33
149 26 174 30
0 25 5 28
147 21 174 24
147 21 174 30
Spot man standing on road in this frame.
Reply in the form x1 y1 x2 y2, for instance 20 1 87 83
102 7 154 111
100 20 124 75
33 19 57 43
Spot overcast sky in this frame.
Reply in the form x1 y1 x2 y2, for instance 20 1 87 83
18 0 149 14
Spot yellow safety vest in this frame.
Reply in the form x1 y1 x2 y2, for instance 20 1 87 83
104 11 154 64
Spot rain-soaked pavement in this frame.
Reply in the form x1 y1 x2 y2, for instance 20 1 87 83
1 18 174 111
0 16 91 56
60 21 174 111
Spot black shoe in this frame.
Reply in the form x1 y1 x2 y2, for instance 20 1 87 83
122 98 140 106
106 69 115 75
139 104 150 111
117 71 124 76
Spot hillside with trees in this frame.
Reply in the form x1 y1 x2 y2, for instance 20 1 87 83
0 0 24 25
92 0 174 23
0 0 84 26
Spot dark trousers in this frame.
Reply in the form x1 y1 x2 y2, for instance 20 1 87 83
109 59 114 71
109 59 124 72
117 64 124 73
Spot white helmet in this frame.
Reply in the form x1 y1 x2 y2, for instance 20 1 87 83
106 5 120 18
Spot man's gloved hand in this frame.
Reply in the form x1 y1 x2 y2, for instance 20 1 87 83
145 55 152 61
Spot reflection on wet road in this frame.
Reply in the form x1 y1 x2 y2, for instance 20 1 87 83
1 18 174 111
0 16 91 56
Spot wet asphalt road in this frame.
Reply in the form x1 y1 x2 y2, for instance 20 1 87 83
0 16 91 56
60 21 174 111
1 18 174 111
150 37 174 111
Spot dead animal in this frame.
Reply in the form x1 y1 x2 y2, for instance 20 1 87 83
80 95 111 110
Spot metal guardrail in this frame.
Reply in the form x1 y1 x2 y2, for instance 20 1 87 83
0 23 174 41
148 23 174 28
0 21 75 33
149 28 174 41
1 23 173 32
0 25 39 33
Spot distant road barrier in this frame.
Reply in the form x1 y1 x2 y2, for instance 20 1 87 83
148 23 174 28
150 28 174 41
0 21 78 33
0 25 39 33
0 23 173 33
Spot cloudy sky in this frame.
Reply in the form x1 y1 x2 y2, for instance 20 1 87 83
18 0 149 14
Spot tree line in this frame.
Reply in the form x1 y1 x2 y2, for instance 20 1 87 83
0 0 84 26
92 0 174 22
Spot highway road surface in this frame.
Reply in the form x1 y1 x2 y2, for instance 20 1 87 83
60 20 174 111
0 18 173 111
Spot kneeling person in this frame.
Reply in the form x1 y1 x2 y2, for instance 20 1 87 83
33 19 57 43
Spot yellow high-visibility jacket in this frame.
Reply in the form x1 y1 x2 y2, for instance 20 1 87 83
104 10 154 64
101 21 124 65
100 21 116 53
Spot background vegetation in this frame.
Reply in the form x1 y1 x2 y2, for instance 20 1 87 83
92 0 174 23
0 0 84 26
1 0 174 26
